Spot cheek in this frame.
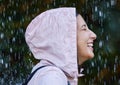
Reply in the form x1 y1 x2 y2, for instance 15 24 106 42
77 40 95 58
77 41 87 55
77 33 88 54
77 32 89 42
77 34 94 58
77 35 88 45
77 42 94 60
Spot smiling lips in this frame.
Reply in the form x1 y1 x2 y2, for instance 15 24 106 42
87 42 94 51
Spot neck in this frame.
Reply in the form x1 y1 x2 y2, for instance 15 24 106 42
78 56 88 65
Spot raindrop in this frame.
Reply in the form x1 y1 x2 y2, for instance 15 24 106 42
113 76 116 81
115 56 118 63
8 16 12 21
16 3 18 7
91 62 94 67
99 11 103 17
72 3 75 7
98 55 101 60
110 0 116 6
99 40 103 48
16 82 22 85
104 81 106 85
107 45 112 53
85 79 87 83
104 63 107 68
101 28 104 34
63 0 67 4
87 69 89 74
118 79 120 84
11 1 14 6
10 48 13 53
1 78 4 85
103 13 106 19
12 37 16 42
53 0 56 6
95 6 98 12
3 13 5 17
19 29 23 33
9 81 12 85
100 19 104 26
47 4 50 9
28 58 32 63
13 12 16 17
0 59 4 64
114 64 116 72
106 35 109 41
97 67 100 72
9 0 12 2
0 33 4 39
15 69 17 74
106 2 110 8
37 8 39 13
2 22 5 27
11 30 14 35
29 52 32 56
5 63 8 68
105 59 107 63
21 18 25 23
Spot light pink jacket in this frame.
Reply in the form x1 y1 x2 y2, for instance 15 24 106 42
25 7 82 85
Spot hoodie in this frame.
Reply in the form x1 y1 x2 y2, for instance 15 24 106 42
25 7 80 85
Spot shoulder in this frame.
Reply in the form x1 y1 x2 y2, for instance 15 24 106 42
29 66 68 85
39 67 68 85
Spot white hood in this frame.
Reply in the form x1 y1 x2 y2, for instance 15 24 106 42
25 7 79 79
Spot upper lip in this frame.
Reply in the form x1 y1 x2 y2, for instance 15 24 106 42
87 42 93 47
87 41 93 43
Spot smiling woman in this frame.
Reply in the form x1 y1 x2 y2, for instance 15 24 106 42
77 14 97 65
24 7 97 85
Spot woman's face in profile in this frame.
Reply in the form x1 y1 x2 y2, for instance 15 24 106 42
77 14 97 64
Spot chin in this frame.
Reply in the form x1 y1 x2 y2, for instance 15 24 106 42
86 49 95 58
88 53 94 59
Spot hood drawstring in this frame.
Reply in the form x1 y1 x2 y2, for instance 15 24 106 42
78 68 84 77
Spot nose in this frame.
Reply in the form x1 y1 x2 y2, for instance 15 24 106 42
90 30 97 40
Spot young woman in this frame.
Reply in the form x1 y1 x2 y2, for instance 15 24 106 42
25 7 97 85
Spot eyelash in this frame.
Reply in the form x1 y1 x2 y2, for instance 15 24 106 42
82 25 87 31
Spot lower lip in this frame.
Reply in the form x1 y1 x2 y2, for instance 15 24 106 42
88 47 93 51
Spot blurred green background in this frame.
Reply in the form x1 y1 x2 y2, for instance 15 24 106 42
0 0 120 85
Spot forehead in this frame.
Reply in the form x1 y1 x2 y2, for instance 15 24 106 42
77 14 86 26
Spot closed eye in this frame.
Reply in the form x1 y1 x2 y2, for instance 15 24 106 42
81 24 87 31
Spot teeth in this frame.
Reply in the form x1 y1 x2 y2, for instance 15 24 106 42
87 43 93 47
